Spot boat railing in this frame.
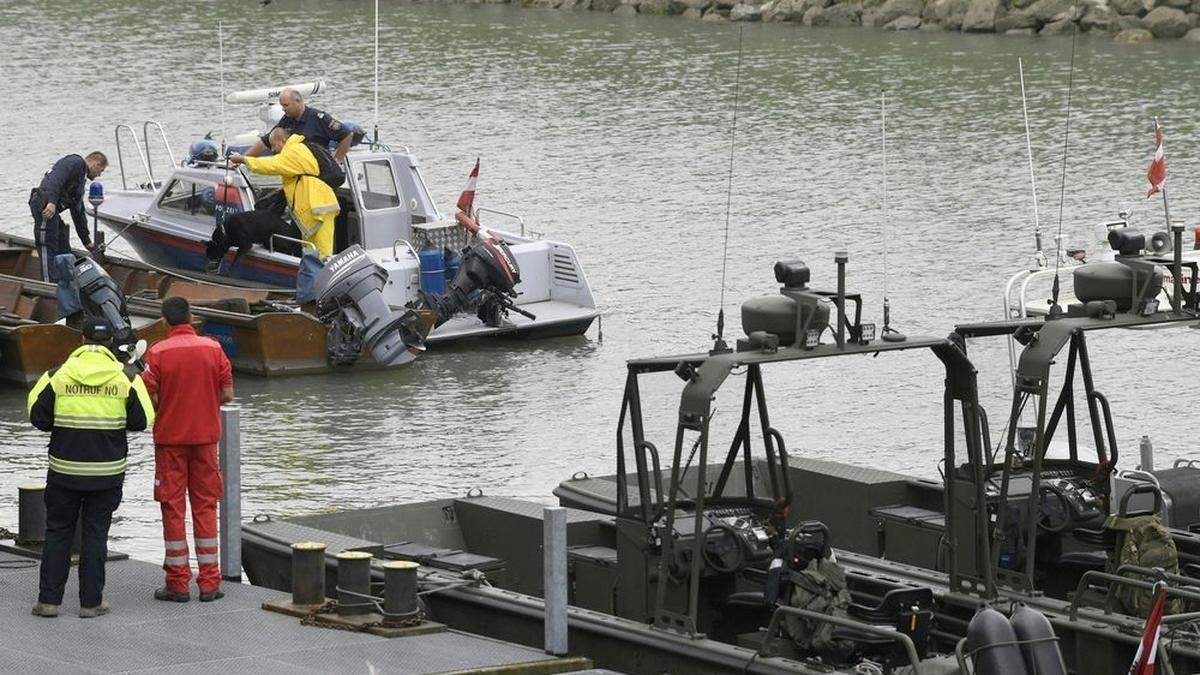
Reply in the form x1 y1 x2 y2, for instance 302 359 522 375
758 605 921 670
142 121 178 182
392 238 418 262
114 124 155 191
269 233 317 255
1067 570 1200 622
476 206 528 238
1001 265 1076 387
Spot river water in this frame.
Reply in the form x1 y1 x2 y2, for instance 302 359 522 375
0 0 1197 561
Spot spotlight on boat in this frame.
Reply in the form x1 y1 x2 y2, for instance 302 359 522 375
313 245 426 367
73 257 137 356
421 236 530 328
1108 228 1145 256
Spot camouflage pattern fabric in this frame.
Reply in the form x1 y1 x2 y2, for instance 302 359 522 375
783 556 857 660
1105 513 1181 616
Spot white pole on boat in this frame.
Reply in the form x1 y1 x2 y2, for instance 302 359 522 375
219 404 243 582
542 506 568 656
219 21 227 154
1018 58 1044 269
373 0 380 144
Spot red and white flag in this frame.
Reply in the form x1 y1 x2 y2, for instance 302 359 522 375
456 158 480 215
1147 119 1166 198
1129 581 1168 675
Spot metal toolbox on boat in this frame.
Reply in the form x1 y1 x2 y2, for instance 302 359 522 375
870 505 946 571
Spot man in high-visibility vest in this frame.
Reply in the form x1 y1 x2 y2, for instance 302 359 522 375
28 317 154 618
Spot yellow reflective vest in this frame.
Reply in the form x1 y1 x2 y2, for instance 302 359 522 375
28 345 155 488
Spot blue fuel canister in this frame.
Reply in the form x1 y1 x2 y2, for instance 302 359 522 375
419 247 446 295
444 250 462 287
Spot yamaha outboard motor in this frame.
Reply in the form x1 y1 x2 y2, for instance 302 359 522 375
73 257 138 359
421 235 530 328
313 245 426 366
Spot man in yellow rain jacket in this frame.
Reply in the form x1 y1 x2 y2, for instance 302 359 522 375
230 128 338 258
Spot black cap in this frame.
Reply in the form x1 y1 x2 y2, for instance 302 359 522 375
82 317 113 343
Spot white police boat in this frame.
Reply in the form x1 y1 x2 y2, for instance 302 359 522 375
94 87 597 343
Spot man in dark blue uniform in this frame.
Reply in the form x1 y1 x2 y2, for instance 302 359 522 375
245 88 355 163
29 152 108 282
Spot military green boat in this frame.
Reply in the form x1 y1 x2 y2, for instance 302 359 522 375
242 230 1200 674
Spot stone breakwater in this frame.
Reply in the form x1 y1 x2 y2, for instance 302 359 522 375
511 0 1200 42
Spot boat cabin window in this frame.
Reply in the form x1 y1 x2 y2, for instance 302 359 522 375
158 179 217 218
354 160 401 211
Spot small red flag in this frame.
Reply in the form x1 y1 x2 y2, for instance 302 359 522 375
456 158 479 215
1129 581 1168 675
1147 119 1166 198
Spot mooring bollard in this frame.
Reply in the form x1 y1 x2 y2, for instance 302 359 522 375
218 404 242 582
291 541 327 607
543 506 568 656
336 551 374 616
17 483 46 546
382 560 419 622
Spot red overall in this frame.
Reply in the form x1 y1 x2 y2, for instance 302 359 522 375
143 325 233 594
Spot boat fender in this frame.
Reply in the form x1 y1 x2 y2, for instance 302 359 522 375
965 606 1028 675
1009 603 1066 675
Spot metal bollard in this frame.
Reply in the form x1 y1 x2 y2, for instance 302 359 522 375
218 405 242 582
382 560 419 622
336 551 374 616
17 483 46 546
291 541 327 607
543 506 568 656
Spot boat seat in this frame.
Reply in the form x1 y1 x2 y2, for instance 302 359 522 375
839 587 933 659
12 294 37 320
1057 550 1108 573
726 591 770 608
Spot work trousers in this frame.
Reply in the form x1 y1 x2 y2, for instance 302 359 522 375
28 189 70 283
38 482 123 608
155 444 222 593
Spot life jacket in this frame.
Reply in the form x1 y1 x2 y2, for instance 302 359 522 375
303 140 345 190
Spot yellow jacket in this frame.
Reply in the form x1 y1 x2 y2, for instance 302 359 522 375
244 134 339 238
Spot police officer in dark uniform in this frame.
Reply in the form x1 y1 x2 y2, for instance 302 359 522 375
244 88 356 163
29 152 108 282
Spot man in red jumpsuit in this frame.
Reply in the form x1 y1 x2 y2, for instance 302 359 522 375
142 296 234 602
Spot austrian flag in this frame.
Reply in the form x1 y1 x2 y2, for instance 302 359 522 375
1147 119 1166 198
1129 581 1167 675
457 158 480 215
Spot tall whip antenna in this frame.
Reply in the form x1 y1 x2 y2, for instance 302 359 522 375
713 26 744 354
373 0 380 144
880 90 905 343
219 21 227 153
1049 0 1080 316
1018 58 1044 268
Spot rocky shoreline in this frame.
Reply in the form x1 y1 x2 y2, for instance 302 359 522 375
511 0 1200 42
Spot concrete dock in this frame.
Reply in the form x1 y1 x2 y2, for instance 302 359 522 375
0 550 590 674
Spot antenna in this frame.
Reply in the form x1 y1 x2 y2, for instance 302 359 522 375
373 0 380 144
219 21 227 153
1049 0 1081 317
1018 58 1044 269
880 90 905 343
712 26 744 355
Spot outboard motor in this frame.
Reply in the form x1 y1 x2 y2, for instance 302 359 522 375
312 245 426 366
73 257 139 360
421 236 530 328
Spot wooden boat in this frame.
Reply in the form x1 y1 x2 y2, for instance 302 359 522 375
0 236 431 382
